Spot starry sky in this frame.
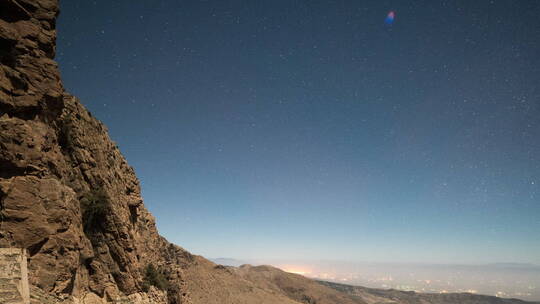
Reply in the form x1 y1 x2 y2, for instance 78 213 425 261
56 1 540 265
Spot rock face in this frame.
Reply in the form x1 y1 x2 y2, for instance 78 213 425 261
0 0 190 302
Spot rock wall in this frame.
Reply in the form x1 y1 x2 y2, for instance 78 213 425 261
0 1 190 303
0 248 30 304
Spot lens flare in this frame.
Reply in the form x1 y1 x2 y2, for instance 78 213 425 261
385 11 395 25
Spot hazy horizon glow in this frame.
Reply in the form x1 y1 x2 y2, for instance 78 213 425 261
56 1 539 265
212 258 540 301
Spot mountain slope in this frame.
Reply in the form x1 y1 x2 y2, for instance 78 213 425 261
234 264 367 304
181 257 301 304
230 265 539 304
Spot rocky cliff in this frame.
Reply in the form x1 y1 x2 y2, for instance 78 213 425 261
0 0 193 302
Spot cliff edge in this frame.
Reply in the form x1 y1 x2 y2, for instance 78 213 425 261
0 0 194 302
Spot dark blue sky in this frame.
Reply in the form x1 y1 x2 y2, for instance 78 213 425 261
56 1 540 264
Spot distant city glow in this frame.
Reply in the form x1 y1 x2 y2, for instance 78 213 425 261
286 269 309 275
280 265 312 276
263 261 540 301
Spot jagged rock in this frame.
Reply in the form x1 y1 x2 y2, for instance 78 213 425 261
0 1 189 302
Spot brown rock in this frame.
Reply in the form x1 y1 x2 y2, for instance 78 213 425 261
0 0 189 302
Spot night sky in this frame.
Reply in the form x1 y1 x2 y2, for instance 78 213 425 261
56 1 540 264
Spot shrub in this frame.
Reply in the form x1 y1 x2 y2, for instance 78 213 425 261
0 193 6 228
0 206 5 226
80 188 109 234
59 118 76 151
142 263 169 292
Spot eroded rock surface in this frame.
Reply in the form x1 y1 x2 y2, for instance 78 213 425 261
0 1 190 302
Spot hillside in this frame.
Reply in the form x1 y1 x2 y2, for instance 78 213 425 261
0 1 538 304
234 264 365 304
232 265 539 304
318 280 540 304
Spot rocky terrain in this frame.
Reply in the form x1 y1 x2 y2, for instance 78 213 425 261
0 1 538 303
0 0 192 302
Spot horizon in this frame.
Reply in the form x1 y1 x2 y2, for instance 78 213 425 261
211 257 540 301
56 0 539 268
212 257 540 267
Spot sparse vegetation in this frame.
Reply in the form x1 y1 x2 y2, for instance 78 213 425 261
0 192 6 229
0 205 5 227
142 263 169 292
59 118 77 151
80 188 109 234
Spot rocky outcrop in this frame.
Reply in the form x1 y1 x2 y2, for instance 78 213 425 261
0 0 190 302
